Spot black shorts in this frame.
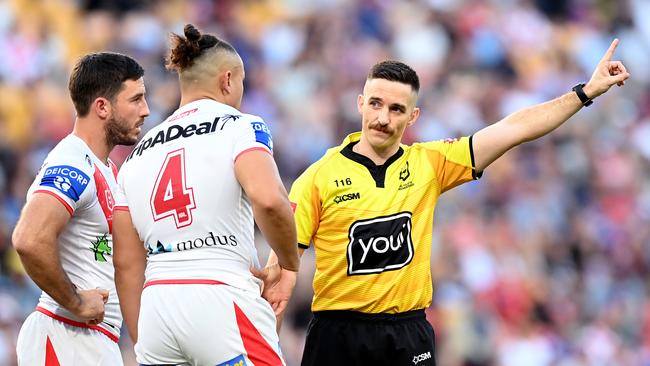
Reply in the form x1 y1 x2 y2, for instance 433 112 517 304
300 309 436 366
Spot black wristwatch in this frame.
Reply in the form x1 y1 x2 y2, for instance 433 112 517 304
572 83 593 107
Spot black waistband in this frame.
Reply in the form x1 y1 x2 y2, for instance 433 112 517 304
313 309 425 322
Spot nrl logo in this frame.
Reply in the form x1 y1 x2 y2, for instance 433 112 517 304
399 161 410 181
398 161 414 190
91 233 112 262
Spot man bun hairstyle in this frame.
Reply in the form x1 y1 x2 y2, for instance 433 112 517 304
68 52 144 117
166 23 237 72
368 60 420 93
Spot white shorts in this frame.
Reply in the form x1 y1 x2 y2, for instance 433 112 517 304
16 310 123 366
136 280 285 366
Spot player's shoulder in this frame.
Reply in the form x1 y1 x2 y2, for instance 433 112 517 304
239 112 264 122
227 112 268 130
35 136 95 201
409 136 469 152
44 135 96 174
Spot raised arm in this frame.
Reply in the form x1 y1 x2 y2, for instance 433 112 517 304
472 39 630 172
235 150 300 272
12 193 108 323
113 208 147 342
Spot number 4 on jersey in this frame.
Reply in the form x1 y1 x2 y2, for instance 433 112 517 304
150 149 196 228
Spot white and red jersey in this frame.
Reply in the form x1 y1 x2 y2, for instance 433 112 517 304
26 134 122 341
115 99 274 293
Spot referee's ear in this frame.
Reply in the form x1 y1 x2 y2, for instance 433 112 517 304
357 94 364 114
407 107 420 127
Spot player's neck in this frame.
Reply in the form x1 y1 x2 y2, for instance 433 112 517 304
72 120 111 165
353 139 399 166
179 89 230 109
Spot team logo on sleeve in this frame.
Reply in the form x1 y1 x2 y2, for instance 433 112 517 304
250 121 273 151
347 212 414 275
39 165 90 201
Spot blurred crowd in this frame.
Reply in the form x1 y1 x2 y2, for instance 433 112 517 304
1 0 650 365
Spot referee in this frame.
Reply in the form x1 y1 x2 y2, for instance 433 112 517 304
259 39 628 366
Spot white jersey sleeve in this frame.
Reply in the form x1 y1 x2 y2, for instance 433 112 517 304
114 172 128 210
29 148 95 214
231 114 273 161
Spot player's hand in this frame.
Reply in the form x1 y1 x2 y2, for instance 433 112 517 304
584 39 630 99
251 263 297 332
70 288 109 325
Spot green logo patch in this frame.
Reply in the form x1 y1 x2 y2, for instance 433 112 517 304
91 233 112 262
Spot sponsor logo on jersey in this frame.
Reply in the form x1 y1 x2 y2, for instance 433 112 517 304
128 115 236 160
251 121 273 151
39 165 90 201
347 212 414 275
91 233 112 262
147 232 238 255
333 192 360 204
147 240 172 255
412 351 432 365
221 114 241 127
216 354 247 366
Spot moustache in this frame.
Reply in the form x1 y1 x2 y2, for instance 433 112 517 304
369 123 392 134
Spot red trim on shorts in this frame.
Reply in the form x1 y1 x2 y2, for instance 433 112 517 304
113 205 129 212
45 336 61 366
34 190 73 216
36 307 119 343
143 279 226 289
234 302 282 366
234 147 272 162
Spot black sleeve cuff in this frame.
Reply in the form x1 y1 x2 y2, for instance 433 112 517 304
469 134 483 179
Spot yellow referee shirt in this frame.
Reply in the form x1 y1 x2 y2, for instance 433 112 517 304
289 132 480 314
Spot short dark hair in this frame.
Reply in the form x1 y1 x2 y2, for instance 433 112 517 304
368 60 420 93
68 52 144 117
166 24 237 72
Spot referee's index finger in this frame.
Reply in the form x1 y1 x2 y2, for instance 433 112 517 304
601 38 620 63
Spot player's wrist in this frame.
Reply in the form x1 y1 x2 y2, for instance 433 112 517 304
583 82 603 100
572 83 594 107
67 292 84 315
278 260 299 273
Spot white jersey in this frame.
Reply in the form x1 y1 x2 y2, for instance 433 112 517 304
115 99 274 293
27 134 122 341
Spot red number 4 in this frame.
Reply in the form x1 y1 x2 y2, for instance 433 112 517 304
150 149 196 228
